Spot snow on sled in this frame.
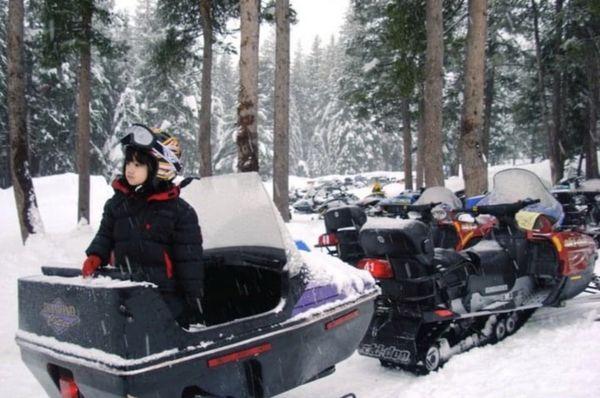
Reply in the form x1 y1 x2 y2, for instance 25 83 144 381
16 173 378 398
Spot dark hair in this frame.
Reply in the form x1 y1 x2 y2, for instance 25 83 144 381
123 146 157 185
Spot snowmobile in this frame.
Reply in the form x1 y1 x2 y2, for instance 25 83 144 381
15 173 378 398
357 168 598 373
292 184 356 214
552 178 600 241
378 186 494 250
315 191 360 216
371 190 421 216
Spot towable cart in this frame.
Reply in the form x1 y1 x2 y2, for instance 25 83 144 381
16 173 378 398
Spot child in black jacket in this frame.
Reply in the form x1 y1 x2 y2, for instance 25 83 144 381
82 124 203 328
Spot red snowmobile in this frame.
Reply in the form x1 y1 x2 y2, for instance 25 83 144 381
357 168 599 373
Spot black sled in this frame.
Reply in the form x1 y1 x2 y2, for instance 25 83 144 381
16 173 378 397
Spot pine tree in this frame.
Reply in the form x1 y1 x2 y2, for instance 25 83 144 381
33 0 120 223
460 0 488 196
0 0 10 188
273 0 290 221
212 53 238 174
237 0 260 172
8 0 44 242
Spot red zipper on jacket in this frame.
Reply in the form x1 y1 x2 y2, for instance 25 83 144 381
163 251 174 279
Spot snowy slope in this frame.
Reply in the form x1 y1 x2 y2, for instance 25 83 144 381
1 166 599 398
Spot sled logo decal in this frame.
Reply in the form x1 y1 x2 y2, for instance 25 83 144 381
40 298 80 335
358 343 411 363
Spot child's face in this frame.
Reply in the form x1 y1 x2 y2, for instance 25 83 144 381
125 159 149 186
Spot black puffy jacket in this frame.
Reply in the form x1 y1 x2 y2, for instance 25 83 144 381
86 178 203 301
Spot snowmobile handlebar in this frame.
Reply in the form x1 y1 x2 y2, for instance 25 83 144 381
470 199 541 218
405 202 442 213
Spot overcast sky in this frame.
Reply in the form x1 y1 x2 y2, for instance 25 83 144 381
114 0 350 52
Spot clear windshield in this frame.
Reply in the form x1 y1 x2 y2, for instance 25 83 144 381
576 179 600 192
414 187 462 210
478 168 563 222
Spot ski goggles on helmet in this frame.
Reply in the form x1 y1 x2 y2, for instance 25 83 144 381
120 124 156 148
120 124 182 171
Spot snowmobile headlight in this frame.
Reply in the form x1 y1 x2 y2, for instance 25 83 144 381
460 222 478 231
563 236 591 249
458 213 476 224
407 211 421 220
431 208 447 221
595 194 600 203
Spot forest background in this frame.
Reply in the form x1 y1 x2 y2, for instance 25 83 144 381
2 0 599 241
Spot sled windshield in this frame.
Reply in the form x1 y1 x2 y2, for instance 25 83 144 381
181 173 289 254
414 186 462 210
479 168 563 222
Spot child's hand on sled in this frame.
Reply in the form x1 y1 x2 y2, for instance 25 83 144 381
82 255 102 277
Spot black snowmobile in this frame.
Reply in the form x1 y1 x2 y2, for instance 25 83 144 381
377 186 471 250
357 168 598 373
15 173 378 398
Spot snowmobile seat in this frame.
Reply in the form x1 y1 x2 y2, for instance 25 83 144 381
360 219 434 265
335 229 365 263
433 248 473 300
464 240 517 295
324 205 367 233
433 248 470 270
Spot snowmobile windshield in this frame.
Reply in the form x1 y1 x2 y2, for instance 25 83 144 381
181 172 302 275
478 168 564 224
414 186 462 210
576 179 600 192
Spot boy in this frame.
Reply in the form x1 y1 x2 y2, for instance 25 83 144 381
82 124 203 327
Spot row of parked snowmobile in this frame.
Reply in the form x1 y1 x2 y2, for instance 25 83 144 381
316 168 600 374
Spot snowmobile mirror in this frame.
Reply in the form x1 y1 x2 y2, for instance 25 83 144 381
458 213 476 224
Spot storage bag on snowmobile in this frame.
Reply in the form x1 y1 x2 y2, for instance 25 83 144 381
360 218 433 262
324 205 367 233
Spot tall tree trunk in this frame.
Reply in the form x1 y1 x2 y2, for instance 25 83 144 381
8 0 43 243
585 51 599 178
237 0 260 172
416 96 425 189
199 0 213 177
402 98 413 191
77 5 92 223
273 0 290 221
423 0 445 187
550 0 564 183
482 33 495 160
460 0 488 197
531 0 553 178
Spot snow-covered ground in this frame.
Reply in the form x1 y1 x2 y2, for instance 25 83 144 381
1 165 599 398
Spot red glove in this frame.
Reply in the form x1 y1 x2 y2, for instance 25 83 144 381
82 255 102 277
